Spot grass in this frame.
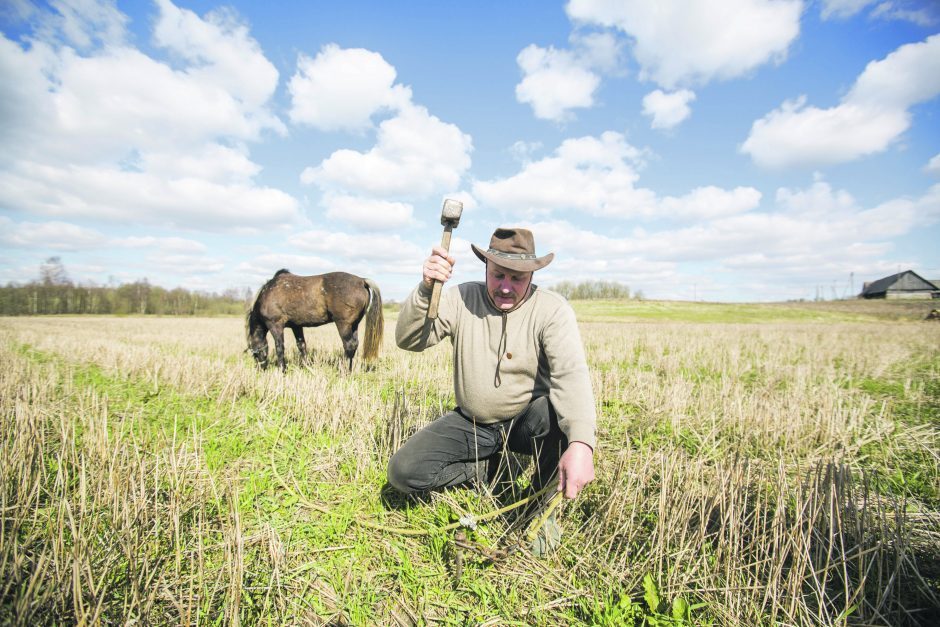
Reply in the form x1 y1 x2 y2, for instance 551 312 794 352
1 300 939 625
570 296 939 323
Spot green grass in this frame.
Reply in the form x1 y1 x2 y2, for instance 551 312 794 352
570 298 936 323
854 353 940 506
3 314 939 625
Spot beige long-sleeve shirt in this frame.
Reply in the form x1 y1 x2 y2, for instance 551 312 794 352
396 281 597 449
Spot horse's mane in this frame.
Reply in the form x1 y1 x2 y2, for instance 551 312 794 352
246 269 292 341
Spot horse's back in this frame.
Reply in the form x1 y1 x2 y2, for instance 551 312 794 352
321 272 370 313
259 271 369 326
259 272 329 325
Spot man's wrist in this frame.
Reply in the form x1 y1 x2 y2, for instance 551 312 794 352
568 440 594 455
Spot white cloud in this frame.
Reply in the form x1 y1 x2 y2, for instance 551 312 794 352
517 179 939 299
514 32 622 121
288 44 412 132
742 34 940 168
0 217 106 250
509 140 544 164
820 1 938 26
285 228 433 283
0 162 300 230
31 46 277 162
242 255 336 277
926 153 940 175
474 132 646 216
659 186 762 219
301 103 472 198
0 1 298 231
870 2 939 26
566 0 802 89
473 131 759 219
114 236 208 254
740 97 909 168
140 144 261 183
289 229 425 262
0 35 57 156
322 194 415 231
642 89 697 129
847 34 940 108
820 0 876 19
153 0 280 112
39 0 128 49
515 44 599 121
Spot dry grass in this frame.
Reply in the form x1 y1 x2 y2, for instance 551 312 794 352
1 312 938 625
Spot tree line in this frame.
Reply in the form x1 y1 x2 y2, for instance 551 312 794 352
552 280 640 300
0 258 640 316
0 257 252 316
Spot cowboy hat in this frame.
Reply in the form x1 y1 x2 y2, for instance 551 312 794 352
471 227 554 272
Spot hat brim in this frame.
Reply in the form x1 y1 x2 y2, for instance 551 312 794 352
471 244 554 272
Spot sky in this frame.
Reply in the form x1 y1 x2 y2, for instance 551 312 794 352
1 0 939 303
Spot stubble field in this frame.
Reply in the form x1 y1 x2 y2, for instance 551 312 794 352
1 301 938 626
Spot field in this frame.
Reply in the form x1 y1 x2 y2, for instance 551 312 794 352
1 300 939 626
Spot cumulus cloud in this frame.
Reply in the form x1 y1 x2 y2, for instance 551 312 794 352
514 32 622 122
0 217 106 250
0 0 298 231
642 89 697 129
286 228 433 284
114 236 208 254
522 178 939 299
289 229 425 261
153 0 280 112
926 153 940 176
239 254 335 278
0 162 299 229
301 103 472 203
321 194 415 231
742 34 940 168
36 0 128 49
288 44 412 132
819 0 876 19
566 0 801 90
870 2 939 26
473 131 760 219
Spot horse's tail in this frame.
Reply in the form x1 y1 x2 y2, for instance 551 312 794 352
246 269 289 357
361 278 384 362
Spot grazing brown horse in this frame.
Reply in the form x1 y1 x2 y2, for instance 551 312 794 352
247 269 383 371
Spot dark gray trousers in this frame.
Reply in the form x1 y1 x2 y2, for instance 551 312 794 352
386 396 566 494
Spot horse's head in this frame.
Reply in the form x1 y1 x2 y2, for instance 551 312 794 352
245 309 270 368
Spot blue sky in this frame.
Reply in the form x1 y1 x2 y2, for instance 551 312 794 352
1 0 938 302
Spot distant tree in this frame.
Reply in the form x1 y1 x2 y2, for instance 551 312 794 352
552 280 632 300
40 257 70 286
0 272 265 317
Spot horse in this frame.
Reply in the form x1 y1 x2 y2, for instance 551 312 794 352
246 269 383 371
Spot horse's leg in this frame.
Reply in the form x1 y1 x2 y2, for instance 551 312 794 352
271 323 288 372
335 321 359 372
290 325 307 364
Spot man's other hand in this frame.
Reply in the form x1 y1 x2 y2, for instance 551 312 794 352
557 441 594 499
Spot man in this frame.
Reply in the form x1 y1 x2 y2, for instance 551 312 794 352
387 227 597 555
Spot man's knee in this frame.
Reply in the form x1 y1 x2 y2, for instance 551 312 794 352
520 396 558 440
386 450 431 494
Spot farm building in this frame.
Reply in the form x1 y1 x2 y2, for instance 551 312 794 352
860 270 940 299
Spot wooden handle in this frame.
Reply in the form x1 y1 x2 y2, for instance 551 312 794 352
427 226 454 320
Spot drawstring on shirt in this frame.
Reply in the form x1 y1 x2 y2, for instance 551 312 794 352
494 312 507 388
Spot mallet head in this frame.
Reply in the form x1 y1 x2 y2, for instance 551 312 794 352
440 198 463 228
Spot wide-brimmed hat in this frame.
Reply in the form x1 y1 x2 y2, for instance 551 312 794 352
471 227 554 272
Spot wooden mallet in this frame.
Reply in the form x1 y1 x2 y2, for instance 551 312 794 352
427 198 463 319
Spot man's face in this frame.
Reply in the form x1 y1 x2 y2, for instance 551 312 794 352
486 261 533 310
